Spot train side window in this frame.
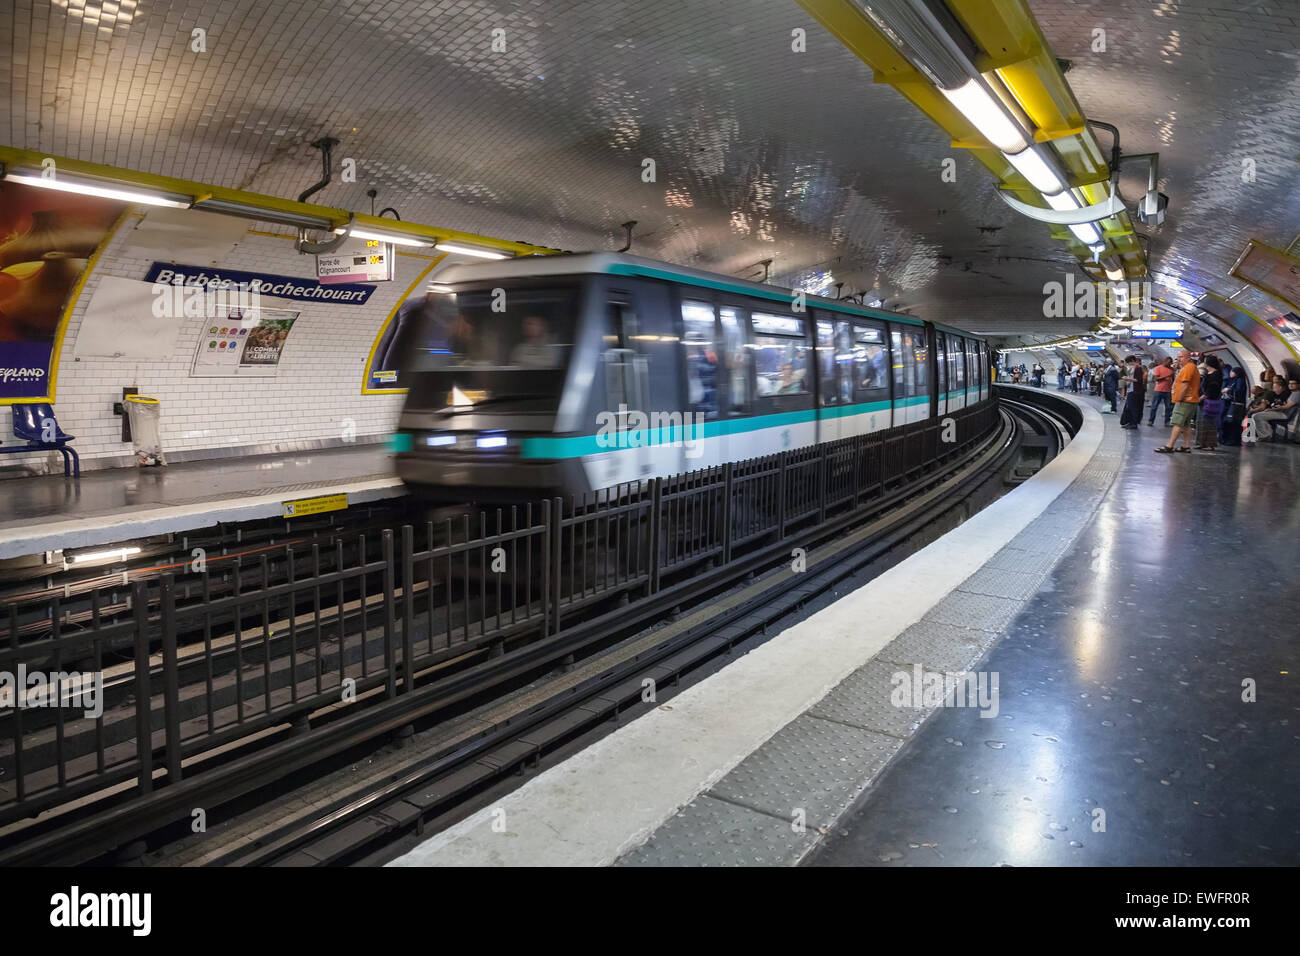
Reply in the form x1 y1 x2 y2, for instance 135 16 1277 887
853 320 889 401
719 306 751 414
681 299 719 420
752 312 809 397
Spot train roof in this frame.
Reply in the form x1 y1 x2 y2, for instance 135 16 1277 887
430 252 982 340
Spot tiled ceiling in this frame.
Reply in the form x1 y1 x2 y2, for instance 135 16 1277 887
1 0 1297 343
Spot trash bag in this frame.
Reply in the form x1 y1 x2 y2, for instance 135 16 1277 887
124 395 166 466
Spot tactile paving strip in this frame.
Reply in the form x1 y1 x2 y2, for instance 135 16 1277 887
806 658 936 738
618 794 817 867
957 566 1045 602
877 620 989 674
706 715 905 828
921 590 1023 634
616 404 1129 865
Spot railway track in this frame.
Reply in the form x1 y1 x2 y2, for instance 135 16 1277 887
149 401 1065 867
0 400 1060 866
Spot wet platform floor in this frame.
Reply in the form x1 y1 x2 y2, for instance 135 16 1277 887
808 415 1300 866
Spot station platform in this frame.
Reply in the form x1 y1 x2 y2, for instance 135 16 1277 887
389 389 1299 867
0 444 403 560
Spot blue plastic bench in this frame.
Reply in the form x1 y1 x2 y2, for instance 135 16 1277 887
1 403 80 477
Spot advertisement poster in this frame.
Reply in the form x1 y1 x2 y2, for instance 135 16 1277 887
191 305 299 376
364 290 428 392
0 181 125 402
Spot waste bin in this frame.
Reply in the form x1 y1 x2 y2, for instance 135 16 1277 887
124 395 165 466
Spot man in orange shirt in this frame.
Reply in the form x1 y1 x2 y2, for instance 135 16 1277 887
1156 352 1201 453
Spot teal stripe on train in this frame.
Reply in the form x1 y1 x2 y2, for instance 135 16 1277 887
519 398 899 459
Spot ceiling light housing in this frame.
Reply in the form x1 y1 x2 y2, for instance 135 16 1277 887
2 164 192 208
436 241 511 260
335 225 436 248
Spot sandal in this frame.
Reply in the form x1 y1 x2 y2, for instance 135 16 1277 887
1176 447 1191 453
1154 446 1174 453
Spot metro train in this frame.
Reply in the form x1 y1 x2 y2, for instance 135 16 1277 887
390 252 992 500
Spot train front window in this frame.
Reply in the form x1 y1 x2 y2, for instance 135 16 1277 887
411 287 576 370
401 286 578 410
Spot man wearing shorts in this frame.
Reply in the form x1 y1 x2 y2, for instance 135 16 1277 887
1156 352 1201 454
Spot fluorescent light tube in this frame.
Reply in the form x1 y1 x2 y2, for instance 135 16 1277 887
1044 190 1079 211
476 435 508 449
436 241 510 260
71 546 142 564
940 79 1028 153
1042 190 1104 245
335 226 435 248
1004 147 1065 194
5 170 191 208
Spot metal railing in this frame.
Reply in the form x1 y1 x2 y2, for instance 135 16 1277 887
0 401 999 829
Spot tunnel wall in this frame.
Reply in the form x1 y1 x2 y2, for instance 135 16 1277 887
1 216 420 474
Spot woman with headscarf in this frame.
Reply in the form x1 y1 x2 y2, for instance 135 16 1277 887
1219 363 1248 446
1195 354 1224 450
1119 356 1147 428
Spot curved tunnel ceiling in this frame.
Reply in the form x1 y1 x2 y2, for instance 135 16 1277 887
1 0 1297 344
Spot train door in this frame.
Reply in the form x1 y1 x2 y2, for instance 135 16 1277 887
947 333 966 412
599 291 656 485
815 311 843 443
935 333 948 416
890 322 931 424
716 302 752 467
679 297 723 470
852 318 891 435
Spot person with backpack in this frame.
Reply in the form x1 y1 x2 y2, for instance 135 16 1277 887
1102 362 1120 413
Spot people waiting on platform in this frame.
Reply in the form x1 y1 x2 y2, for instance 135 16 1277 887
1155 351 1200 453
1120 356 1146 428
1195 354 1224 450
1248 378 1300 443
1148 356 1174 426
1220 364 1248 447
1102 361 1120 413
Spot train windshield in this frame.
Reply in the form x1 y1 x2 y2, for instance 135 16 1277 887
401 285 578 410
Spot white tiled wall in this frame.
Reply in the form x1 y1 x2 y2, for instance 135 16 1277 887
3 218 420 473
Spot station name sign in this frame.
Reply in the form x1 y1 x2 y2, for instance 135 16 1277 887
143 262 376 304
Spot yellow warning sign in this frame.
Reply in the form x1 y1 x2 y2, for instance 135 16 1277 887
282 493 348 518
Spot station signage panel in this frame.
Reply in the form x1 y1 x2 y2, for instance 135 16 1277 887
1129 321 1183 339
316 239 394 284
143 263 376 304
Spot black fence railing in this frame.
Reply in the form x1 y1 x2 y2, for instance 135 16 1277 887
0 400 999 828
